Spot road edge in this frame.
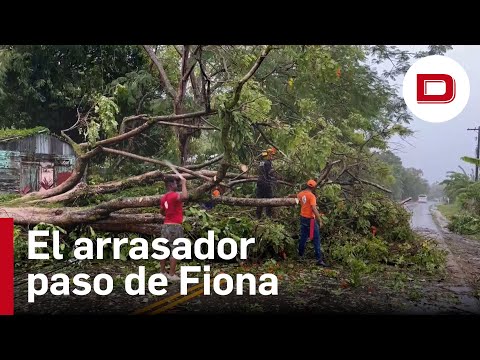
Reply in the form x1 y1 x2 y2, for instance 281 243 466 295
429 203 480 313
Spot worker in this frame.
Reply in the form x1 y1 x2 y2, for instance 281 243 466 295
159 175 188 281
256 147 277 219
202 187 221 210
297 179 328 267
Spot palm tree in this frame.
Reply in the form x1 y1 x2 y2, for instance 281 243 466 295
441 171 472 201
461 156 480 167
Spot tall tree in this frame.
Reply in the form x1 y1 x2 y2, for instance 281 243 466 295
0 45 149 138
0 45 452 233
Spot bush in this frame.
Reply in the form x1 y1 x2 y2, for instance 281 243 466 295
329 236 389 264
14 226 28 262
448 213 480 235
319 191 415 244
251 220 296 260
184 205 295 261
456 182 480 216
328 234 446 286
412 239 447 274
328 236 388 286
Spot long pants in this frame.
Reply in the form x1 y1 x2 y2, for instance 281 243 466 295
256 182 273 218
299 216 322 261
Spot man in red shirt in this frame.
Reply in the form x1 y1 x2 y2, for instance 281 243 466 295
160 175 188 281
297 179 327 267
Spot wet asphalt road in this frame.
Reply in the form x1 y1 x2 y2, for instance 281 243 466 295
406 200 480 314
407 201 439 231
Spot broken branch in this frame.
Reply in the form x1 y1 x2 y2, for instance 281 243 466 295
100 147 213 182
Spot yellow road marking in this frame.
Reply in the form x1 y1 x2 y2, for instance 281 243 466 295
133 278 227 315
133 281 205 315
150 287 206 315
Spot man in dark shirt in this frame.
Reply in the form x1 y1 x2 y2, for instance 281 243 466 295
256 148 276 219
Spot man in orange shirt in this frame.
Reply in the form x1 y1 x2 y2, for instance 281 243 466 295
297 179 328 267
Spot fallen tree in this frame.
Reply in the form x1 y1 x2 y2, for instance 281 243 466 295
3 44 418 236
1 195 300 235
17 46 271 205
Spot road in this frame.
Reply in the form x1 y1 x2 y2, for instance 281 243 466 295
406 201 480 314
407 201 438 230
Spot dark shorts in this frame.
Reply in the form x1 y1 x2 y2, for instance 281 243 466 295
160 224 184 249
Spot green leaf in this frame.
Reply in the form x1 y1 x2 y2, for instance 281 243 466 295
461 156 480 166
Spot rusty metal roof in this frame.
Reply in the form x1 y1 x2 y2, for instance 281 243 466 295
0 129 75 156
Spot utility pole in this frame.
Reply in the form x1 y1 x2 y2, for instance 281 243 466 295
467 126 480 181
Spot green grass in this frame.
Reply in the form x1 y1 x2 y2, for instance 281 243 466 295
466 230 480 241
437 204 460 220
437 204 480 241
0 193 21 204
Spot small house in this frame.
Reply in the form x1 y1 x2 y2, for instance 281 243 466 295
0 127 77 194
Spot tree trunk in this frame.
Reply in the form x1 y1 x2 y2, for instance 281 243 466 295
91 223 163 236
22 155 90 200
6 208 164 236
24 168 259 205
212 196 297 207
179 130 190 166
32 170 167 204
3 206 163 228
2 195 297 228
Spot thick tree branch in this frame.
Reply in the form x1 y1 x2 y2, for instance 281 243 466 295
175 45 191 108
181 46 201 83
119 114 148 134
212 196 297 207
100 147 213 182
28 169 169 204
229 45 273 108
199 116 220 130
251 121 287 158
317 160 342 185
227 179 294 187
346 170 392 193
190 46 206 106
184 154 224 170
27 157 227 205
21 147 101 200
199 170 249 179
4 195 299 227
79 110 216 148
142 45 177 99
198 60 211 111
155 121 216 130
190 70 201 102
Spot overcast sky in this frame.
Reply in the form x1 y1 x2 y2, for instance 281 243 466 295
385 45 480 184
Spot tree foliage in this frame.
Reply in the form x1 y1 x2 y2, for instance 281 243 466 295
0 45 453 246
0 45 148 138
441 172 473 202
373 151 429 200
